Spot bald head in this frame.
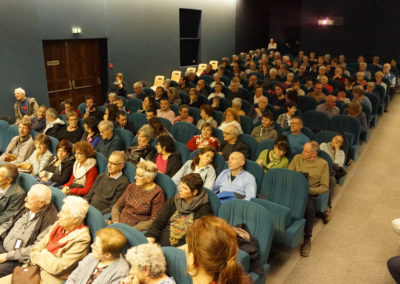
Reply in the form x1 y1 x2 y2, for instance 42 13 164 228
302 141 319 161
228 151 245 171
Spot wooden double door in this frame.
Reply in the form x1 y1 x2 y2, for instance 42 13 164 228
43 39 107 111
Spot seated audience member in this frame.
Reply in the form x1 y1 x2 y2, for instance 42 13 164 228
287 79 305 96
184 216 250 284
320 75 333 93
13 87 39 123
157 96 175 124
177 76 190 94
288 141 329 257
61 99 81 117
0 119 35 164
252 85 264 104
355 72 367 87
251 111 278 143
57 112 84 143
81 116 101 148
104 92 117 107
186 123 219 151
103 104 118 122
188 88 203 109
256 135 290 172
365 81 381 105
122 244 176 284
115 97 127 113
320 134 345 168
200 64 215 77
82 96 104 122
270 84 287 109
196 79 209 97
137 96 156 114
173 104 194 124
126 127 157 165
208 82 225 99
352 85 372 112
155 86 166 102
114 110 135 136
43 108 65 138
307 82 326 103
154 134 182 178
31 105 47 133
0 184 57 277
84 151 129 214
96 120 124 158
27 196 91 283
17 133 52 175
213 151 256 200
129 81 147 100
0 164 25 225
148 117 171 138
277 101 297 128
375 71 388 94
210 96 224 112
231 98 245 116
167 87 181 106
146 173 212 247
336 87 351 105
345 101 368 135
316 95 340 119
248 96 270 124
163 79 172 91
282 116 310 154
145 108 157 122
66 228 129 284
219 124 249 161
247 74 259 92
62 142 97 196
39 140 75 187
173 146 216 190
218 108 243 134
286 89 298 105
109 72 127 98
344 76 355 92
383 62 397 87
112 160 165 231
226 81 248 101
196 104 218 130
209 74 225 89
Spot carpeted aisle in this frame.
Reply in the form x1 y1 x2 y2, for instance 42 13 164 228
267 94 400 284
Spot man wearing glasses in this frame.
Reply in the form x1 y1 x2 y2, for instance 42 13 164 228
218 124 249 161
84 151 129 214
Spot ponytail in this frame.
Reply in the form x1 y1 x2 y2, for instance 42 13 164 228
217 258 245 284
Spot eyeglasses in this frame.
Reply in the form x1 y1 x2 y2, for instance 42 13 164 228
223 132 233 135
108 161 123 166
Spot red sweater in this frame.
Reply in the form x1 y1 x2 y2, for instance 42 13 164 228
63 167 98 196
186 135 219 152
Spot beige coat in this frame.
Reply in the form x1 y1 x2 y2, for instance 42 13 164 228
30 222 91 284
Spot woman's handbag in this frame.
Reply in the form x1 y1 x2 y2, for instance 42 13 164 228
11 265 40 284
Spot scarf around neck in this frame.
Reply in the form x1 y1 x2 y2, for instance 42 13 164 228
72 158 96 186
46 223 88 255
174 189 209 214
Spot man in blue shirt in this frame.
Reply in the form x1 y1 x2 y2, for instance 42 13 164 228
213 151 256 201
282 116 310 154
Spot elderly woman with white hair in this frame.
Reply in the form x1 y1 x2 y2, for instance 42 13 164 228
112 160 165 231
121 243 176 284
0 196 92 284
231 98 245 116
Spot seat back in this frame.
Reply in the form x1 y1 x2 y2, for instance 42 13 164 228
48 136 59 155
238 134 257 160
297 96 317 113
128 113 147 133
95 152 107 174
205 188 221 214
302 110 330 132
5 125 20 148
175 141 190 164
108 223 147 253
0 120 9 153
330 115 361 145
243 159 264 190
188 107 200 124
50 186 65 211
178 92 190 105
122 161 136 183
171 70 182 82
159 117 172 132
162 247 193 284
78 103 87 116
196 64 207 76
143 87 156 97
171 122 197 144
126 98 143 114
213 111 223 125
186 67 196 73
85 206 107 242
189 150 226 176
114 128 134 150
154 172 177 199
152 75 165 87
200 75 213 85
260 169 309 220
218 200 274 264
239 115 254 135
17 173 38 193
209 60 218 69
241 99 251 114
255 139 275 159
364 92 379 115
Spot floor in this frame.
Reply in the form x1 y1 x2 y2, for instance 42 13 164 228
266 94 400 284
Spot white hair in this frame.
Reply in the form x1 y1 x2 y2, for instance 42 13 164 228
125 244 167 279
62 196 89 220
14 87 25 95
270 68 278 75
108 92 117 99
98 120 114 130
232 98 242 106
134 82 143 88
29 184 52 205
